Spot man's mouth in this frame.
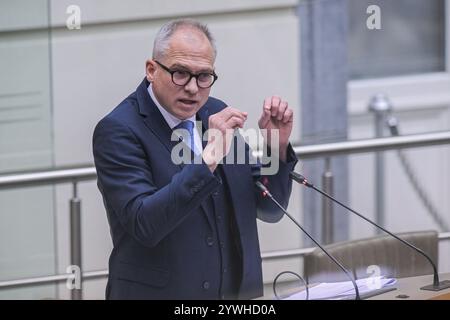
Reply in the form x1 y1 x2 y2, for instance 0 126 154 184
179 99 197 105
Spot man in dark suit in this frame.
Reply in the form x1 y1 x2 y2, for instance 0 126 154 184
93 19 297 300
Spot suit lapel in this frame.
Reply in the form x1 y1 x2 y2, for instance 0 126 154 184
197 102 249 236
136 79 181 161
195 103 217 229
220 164 248 239
196 103 210 149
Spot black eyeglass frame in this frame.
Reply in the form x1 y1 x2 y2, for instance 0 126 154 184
154 60 218 89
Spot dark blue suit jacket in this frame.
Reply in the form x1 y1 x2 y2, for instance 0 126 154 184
93 78 297 299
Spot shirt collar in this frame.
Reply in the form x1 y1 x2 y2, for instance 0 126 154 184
147 83 195 129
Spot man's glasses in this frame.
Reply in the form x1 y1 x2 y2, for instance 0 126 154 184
154 60 218 89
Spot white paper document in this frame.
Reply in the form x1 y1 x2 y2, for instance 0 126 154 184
284 276 397 300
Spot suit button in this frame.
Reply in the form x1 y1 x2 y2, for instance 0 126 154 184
213 191 219 197
203 281 210 290
206 236 214 246
220 241 225 248
223 268 227 274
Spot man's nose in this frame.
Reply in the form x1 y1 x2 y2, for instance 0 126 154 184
184 77 199 94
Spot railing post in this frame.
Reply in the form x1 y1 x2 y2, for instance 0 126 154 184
369 94 392 233
322 158 334 244
70 181 82 300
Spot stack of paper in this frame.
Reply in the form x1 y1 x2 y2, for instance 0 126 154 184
284 276 397 300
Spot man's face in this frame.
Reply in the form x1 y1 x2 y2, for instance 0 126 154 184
146 28 215 120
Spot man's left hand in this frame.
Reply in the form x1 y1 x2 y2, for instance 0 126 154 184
258 96 294 162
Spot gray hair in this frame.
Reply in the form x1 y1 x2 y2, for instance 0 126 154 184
152 19 217 60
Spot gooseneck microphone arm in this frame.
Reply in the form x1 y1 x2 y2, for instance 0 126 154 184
289 171 450 291
255 181 361 300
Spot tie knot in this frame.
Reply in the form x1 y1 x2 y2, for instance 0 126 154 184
175 120 194 133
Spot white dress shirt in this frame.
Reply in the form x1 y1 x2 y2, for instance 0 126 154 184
148 83 203 155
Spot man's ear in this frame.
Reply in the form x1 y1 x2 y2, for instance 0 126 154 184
146 59 156 82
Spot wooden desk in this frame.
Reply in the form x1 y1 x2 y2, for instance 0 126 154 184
261 273 450 300
368 273 450 300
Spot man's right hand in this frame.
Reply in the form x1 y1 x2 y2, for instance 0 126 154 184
202 107 248 172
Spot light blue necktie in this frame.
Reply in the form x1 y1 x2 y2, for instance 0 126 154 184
174 120 195 153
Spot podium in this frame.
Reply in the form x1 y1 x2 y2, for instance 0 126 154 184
368 273 450 300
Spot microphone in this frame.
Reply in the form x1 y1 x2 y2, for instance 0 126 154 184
289 171 450 291
255 181 361 300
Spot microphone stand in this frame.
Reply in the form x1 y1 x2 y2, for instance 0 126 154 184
255 181 361 300
290 171 450 291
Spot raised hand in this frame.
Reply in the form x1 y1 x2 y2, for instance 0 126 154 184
258 96 293 162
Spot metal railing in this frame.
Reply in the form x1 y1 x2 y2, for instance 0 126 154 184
1 131 450 297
